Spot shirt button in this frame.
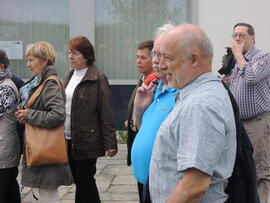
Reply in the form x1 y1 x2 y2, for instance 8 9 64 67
157 99 160 102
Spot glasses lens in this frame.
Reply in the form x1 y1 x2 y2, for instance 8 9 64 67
150 51 161 58
232 33 248 38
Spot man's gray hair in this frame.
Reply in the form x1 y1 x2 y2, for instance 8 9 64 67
154 23 175 38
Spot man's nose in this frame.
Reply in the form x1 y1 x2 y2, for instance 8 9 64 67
159 57 167 71
152 56 159 65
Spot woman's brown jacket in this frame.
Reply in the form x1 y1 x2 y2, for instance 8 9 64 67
63 65 117 160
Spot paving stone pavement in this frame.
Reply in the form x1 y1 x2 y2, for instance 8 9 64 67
19 144 139 203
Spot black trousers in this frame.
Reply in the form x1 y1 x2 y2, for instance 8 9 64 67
0 167 21 203
138 182 144 203
68 141 100 203
143 180 151 203
137 181 151 203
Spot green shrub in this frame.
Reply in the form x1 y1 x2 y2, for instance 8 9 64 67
117 130 128 144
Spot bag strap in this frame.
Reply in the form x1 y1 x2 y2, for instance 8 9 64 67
25 76 62 108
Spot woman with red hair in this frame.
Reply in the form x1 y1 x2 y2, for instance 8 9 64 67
64 36 118 203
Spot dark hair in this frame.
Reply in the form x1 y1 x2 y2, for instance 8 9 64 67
233 23 255 36
68 36 95 65
137 40 154 52
0 49 9 68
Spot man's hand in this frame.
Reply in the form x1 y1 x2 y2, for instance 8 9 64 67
134 82 157 111
123 120 128 128
231 39 244 57
133 82 157 129
231 40 246 70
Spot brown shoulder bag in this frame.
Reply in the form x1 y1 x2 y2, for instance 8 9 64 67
25 76 68 166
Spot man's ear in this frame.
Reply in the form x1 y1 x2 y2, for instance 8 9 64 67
191 52 200 66
251 35 255 44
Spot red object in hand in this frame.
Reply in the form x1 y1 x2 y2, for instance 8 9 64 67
144 72 159 85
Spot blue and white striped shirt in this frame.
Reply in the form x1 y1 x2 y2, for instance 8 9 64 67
228 46 270 119
149 73 236 203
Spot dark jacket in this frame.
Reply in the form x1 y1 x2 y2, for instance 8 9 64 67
11 74 25 154
218 47 236 75
11 74 25 90
223 82 260 203
126 77 143 166
63 65 117 160
21 65 73 188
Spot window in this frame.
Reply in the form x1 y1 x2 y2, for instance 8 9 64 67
0 0 69 80
95 0 191 83
0 0 195 82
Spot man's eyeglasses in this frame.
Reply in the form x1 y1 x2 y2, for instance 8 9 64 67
231 33 248 39
150 51 161 58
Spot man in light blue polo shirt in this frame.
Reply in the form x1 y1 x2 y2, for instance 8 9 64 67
131 24 178 203
149 24 236 203
131 81 178 184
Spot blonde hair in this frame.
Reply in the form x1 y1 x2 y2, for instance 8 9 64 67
25 41 56 65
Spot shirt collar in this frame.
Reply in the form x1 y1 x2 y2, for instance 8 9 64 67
179 72 220 100
245 46 257 61
142 75 145 82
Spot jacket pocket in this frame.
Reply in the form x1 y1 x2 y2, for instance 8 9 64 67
77 127 102 150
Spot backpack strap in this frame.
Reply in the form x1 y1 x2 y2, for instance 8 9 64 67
25 76 61 108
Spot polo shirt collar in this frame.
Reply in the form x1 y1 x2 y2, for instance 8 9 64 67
157 81 179 93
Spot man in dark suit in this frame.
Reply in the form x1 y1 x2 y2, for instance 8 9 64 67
125 40 153 203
